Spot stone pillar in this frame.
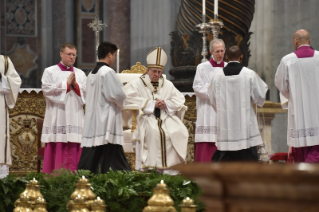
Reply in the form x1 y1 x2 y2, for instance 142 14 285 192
109 0 130 71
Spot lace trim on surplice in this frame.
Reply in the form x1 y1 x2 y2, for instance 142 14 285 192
195 126 217 134
43 125 82 135
288 128 319 138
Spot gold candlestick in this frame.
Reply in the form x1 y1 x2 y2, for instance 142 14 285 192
143 180 177 212
91 196 108 212
13 194 33 212
33 197 48 212
179 197 197 212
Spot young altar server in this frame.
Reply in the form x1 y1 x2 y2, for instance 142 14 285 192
41 43 86 173
77 41 131 173
209 46 268 161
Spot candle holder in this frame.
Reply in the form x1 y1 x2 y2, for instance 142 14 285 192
208 18 224 39
143 180 177 212
179 197 197 212
195 22 211 63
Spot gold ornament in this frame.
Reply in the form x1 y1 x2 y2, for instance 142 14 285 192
90 196 108 212
67 194 90 212
16 178 46 210
33 197 48 212
68 176 97 211
143 180 177 212
179 197 197 212
13 194 33 212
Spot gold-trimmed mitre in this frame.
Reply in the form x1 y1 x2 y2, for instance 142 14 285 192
146 47 167 69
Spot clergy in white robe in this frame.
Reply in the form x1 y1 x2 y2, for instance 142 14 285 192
41 43 86 173
126 47 188 174
275 29 319 163
209 46 268 161
0 55 21 179
193 39 227 162
78 41 131 174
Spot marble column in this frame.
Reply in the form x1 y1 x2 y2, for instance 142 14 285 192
41 0 53 73
109 0 130 72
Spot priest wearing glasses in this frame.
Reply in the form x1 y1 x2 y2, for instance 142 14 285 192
41 43 87 173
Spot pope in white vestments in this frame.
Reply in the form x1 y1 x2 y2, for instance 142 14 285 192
208 46 268 161
126 47 188 173
193 39 227 162
0 55 21 178
78 41 131 173
275 29 319 163
41 43 86 173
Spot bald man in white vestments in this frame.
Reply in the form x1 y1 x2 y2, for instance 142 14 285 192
125 47 188 174
275 29 319 163
0 55 21 178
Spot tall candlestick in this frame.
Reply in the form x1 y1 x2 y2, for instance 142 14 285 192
202 0 206 23
214 0 218 19
117 49 120 73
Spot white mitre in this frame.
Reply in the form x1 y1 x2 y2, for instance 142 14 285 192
146 47 167 69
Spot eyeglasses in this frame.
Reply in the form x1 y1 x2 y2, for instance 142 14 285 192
63 52 77 58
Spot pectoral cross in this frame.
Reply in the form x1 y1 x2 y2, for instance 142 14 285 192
88 16 107 61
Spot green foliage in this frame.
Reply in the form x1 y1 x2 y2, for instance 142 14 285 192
0 169 204 212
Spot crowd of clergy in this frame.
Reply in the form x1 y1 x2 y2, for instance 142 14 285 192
0 29 318 178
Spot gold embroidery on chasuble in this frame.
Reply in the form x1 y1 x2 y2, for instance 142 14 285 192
139 75 167 167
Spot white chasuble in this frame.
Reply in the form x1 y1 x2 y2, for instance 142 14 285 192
193 61 227 143
209 68 268 151
275 51 319 148
41 65 86 143
0 55 21 176
126 75 189 168
81 66 126 147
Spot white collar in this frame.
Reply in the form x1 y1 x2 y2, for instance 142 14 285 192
61 61 71 69
228 61 240 63
298 44 310 49
211 55 222 64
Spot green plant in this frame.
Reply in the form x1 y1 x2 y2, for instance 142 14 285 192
0 169 204 212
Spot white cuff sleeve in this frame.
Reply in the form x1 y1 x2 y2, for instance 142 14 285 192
0 75 11 94
164 100 176 116
143 100 156 114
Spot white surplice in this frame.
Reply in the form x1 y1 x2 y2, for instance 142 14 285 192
126 75 188 169
81 66 126 147
275 51 319 148
193 61 227 143
0 56 21 178
208 67 268 151
41 65 86 143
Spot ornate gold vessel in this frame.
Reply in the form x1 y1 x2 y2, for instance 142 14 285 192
33 197 48 212
179 197 197 212
13 194 33 212
67 194 90 212
90 196 108 212
143 180 177 212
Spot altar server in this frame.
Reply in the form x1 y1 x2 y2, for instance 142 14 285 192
41 43 86 173
125 47 188 174
77 41 131 173
0 55 21 178
275 29 319 163
193 39 227 162
209 46 268 161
